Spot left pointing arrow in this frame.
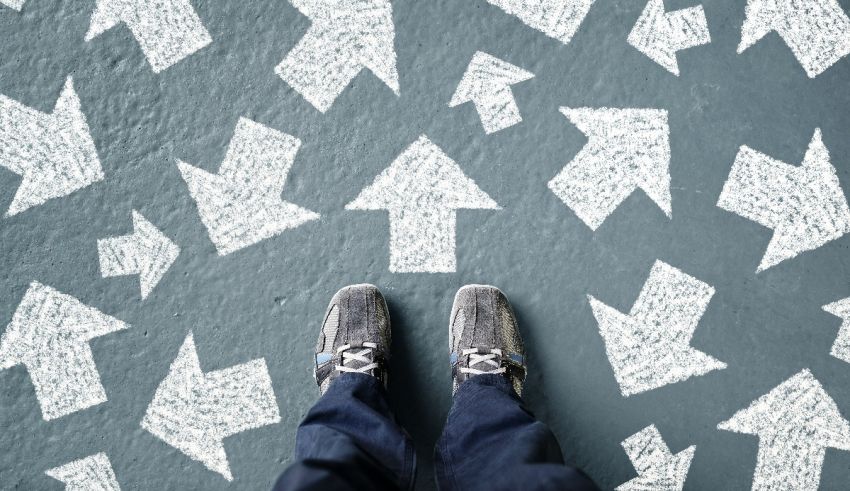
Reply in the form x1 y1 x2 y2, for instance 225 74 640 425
0 282 129 420
0 77 103 217
46 453 120 491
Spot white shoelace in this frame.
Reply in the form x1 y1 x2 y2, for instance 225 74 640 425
335 342 380 374
459 348 506 375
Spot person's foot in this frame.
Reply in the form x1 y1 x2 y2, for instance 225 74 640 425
449 285 527 395
314 284 391 394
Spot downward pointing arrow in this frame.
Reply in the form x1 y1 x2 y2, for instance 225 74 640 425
141 332 281 481
46 453 120 491
276 0 400 112
617 425 695 491
346 135 500 273
0 282 128 420
717 129 850 272
628 0 710 75
449 51 534 134
485 0 597 45
0 77 103 217
718 369 850 491
823 298 850 364
97 210 179 299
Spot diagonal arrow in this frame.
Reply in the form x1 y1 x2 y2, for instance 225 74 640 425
97 210 179 299
718 369 850 491
628 0 711 76
0 77 102 217
0 282 128 420
739 0 850 78
823 298 850 364
717 129 850 272
46 453 120 491
85 0 212 73
485 0 596 45
449 51 534 134
617 425 695 491
588 260 726 396
346 135 500 273
276 0 400 112
548 107 672 230
141 332 281 481
177 117 319 256
0 0 24 11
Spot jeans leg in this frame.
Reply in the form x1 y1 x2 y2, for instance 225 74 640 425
274 373 416 491
434 374 598 491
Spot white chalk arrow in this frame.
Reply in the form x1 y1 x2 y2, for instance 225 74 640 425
0 77 102 217
46 453 120 491
97 210 179 299
0 282 128 420
548 107 672 230
617 425 695 491
739 0 850 78
85 0 212 73
276 0 399 112
177 118 319 256
346 135 500 273
717 129 850 272
628 0 710 75
588 260 726 396
823 298 850 364
0 0 25 11
718 369 850 491
141 332 281 481
485 0 596 45
449 51 534 134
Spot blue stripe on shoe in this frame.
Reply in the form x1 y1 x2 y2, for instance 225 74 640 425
450 352 458 364
315 353 333 365
508 352 525 366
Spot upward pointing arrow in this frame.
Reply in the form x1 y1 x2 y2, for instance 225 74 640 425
449 51 534 134
823 298 850 364
85 0 212 73
276 0 400 112
485 0 596 45
0 282 129 420
717 129 850 272
346 135 501 273
628 0 711 76
718 369 850 491
46 453 120 491
0 0 25 11
617 425 695 491
0 77 102 217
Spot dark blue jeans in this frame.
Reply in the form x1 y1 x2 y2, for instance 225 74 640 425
274 373 598 491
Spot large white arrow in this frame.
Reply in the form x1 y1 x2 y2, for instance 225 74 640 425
548 107 672 230
97 210 179 299
628 0 710 76
823 298 850 364
85 0 212 73
588 260 726 396
46 453 120 491
177 118 319 255
718 369 850 491
346 135 500 273
617 425 695 491
449 51 534 134
717 129 850 272
739 0 850 78
485 0 596 45
0 0 24 11
276 0 400 112
141 332 280 481
0 77 102 217
0 282 128 420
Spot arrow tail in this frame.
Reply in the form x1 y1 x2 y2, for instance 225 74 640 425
669 6 710 51
98 235 141 278
388 208 456 273
205 359 280 437
751 441 826 491
474 88 523 134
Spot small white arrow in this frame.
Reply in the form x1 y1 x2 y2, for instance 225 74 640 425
449 51 534 134
0 282 128 420
628 0 710 76
823 298 850 364
276 0 400 112
97 210 179 299
548 107 672 230
718 369 850 491
0 0 25 11
617 425 695 491
588 260 726 396
717 129 850 272
485 0 596 45
85 0 212 73
177 117 319 256
0 77 102 217
141 332 281 481
46 453 120 491
346 135 500 273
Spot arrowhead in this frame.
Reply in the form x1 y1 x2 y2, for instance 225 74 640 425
85 0 122 41
822 297 850 364
617 425 695 491
130 211 179 298
738 0 775 54
1 0 25 11
484 0 596 45
628 0 710 76
46 453 120 491
449 52 533 106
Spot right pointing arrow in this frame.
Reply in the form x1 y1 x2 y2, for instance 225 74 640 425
617 425 695 491
628 0 710 76
718 369 850 491
823 298 850 364
46 453 120 491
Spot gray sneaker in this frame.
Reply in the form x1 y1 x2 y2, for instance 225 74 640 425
314 284 391 394
449 285 527 395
